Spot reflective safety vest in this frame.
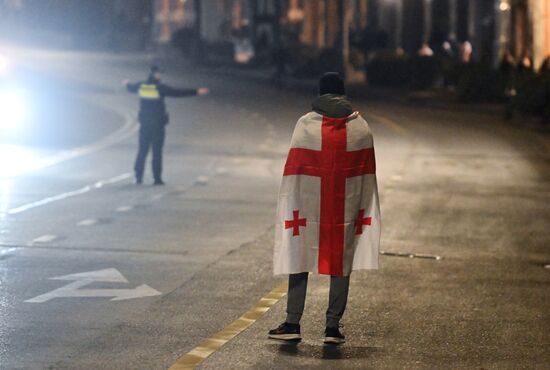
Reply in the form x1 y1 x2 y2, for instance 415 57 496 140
138 84 161 100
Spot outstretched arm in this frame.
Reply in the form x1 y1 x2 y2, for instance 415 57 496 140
122 80 140 93
159 84 209 98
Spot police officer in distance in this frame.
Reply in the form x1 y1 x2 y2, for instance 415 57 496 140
123 65 209 185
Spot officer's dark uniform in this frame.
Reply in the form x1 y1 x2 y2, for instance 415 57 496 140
126 74 197 184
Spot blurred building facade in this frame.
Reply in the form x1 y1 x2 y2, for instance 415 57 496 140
151 0 549 69
506 0 550 68
154 0 195 43
2 0 547 65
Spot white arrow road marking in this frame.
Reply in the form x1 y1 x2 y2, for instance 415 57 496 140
25 268 162 303
52 268 128 282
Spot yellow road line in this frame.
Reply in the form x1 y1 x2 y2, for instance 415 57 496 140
369 112 409 135
169 282 288 370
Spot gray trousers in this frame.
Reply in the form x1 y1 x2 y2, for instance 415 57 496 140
285 272 350 328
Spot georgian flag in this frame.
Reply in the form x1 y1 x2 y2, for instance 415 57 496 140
274 111 380 277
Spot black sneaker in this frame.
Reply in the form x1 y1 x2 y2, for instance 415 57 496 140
135 178 143 185
324 326 345 344
268 322 301 341
153 180 165 186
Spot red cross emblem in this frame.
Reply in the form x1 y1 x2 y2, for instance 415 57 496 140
285 210 307 236
355 209 372 235
283 116 375 275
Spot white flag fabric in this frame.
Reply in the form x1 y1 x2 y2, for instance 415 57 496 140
274 110 380 277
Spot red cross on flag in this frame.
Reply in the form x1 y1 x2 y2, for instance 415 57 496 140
274 110 380 277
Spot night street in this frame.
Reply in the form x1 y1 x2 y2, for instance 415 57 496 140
0 46 548 369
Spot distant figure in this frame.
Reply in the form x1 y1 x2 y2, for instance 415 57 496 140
500 51 518 119
499 50 516 76
460 41 473 63
273 45 288 81
418 42 434 57
441 41 455 59
540 56 550 75
539 56 550 73
440 41 457 88
123 66 209 185
269 73 380 344
538 56 550 124
517 54 534 74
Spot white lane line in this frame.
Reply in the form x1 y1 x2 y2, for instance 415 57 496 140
207 158 220 173
77 219 99 227
0 247 17 257
151 194 165 201
195 176 209 185
94 173 133 188
7 173 132 215
115 206 133 213
31 235 59 244
215 167 228 175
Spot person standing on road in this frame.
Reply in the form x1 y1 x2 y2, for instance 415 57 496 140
123 65 209 185
269 72 381 344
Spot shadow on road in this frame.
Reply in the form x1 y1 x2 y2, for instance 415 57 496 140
268 341 379 360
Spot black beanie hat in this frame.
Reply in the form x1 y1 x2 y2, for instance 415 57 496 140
319 72 345 95
150 65 164 74
148 65 164 81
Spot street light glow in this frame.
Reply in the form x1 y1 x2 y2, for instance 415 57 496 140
0 145 42 178
0 88 27 132
0 179 12 217
0 54 9 75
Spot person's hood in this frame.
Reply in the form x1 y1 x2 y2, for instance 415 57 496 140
312 94 353 118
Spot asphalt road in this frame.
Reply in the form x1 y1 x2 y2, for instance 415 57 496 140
0 47 548 370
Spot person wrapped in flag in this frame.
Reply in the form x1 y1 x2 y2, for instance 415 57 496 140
269 72 381 344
